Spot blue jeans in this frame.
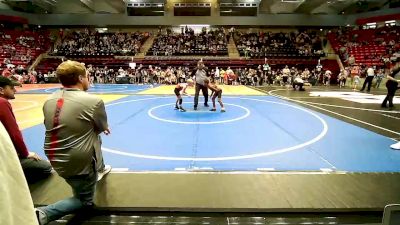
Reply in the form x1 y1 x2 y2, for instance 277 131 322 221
38 165 97 224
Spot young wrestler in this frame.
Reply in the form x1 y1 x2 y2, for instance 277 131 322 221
174 79 194 112
204 78 225 112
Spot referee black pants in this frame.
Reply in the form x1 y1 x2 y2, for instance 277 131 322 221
194 83 208 107
382 80 399 107
360 76 374 92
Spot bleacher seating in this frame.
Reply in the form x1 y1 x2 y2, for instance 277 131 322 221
327 26 400 66
234 31 324 59
51 30 149 57
147 28 228 56
0 29 52 69
35 58 63 74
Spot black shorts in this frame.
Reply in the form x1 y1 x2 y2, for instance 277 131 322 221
174 88 181 96
212 90 222 99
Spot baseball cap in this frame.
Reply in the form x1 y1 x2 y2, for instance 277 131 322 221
0 76 21 87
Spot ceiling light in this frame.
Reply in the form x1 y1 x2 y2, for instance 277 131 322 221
281 0 305 3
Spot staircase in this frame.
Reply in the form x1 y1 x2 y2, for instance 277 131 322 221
227 37 240 59
135 35 155 59
322 38 344 71
29 53 47 71
323 38 336 60
322 59 340 80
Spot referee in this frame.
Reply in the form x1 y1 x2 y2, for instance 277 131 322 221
360 66 374 92
194 58 209 110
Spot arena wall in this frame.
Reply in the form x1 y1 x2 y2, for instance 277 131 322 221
0 7 398 27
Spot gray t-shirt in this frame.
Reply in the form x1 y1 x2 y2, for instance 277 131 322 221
43 88 108 178
195 69 207 86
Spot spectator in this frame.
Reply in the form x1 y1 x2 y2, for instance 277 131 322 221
375 69 385 88
0 76 52 184
36 60 112 225
347 55 355 66
324 70 332 86
2 66 12 77
381 63 400 108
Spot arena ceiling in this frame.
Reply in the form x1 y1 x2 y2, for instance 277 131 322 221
1 0 398 15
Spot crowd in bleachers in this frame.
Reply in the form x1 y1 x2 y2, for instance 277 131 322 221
234 30 324 59
0 28 51 72
0 26 343 87
52 29 149 56
147 27 228 56
328 25 400 67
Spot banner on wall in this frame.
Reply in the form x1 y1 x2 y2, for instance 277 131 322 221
356 14 400 25
0 15 28 24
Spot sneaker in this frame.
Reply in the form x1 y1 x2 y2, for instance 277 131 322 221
35 208 47 225
194 106 197 111
204 103 209 107
391 142 400 150
97 165 112 181
179 108 186 112
174 106 179 110
221 108 226 113
210 108 216 112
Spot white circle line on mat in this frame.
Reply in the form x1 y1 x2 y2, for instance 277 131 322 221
147 103 250 124
102 96 328 161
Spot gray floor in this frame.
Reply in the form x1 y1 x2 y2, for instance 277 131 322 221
48 211 383 225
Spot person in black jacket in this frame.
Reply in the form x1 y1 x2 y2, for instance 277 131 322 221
381 63 400 108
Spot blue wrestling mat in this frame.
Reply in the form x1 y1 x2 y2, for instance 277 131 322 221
22 95 400 172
